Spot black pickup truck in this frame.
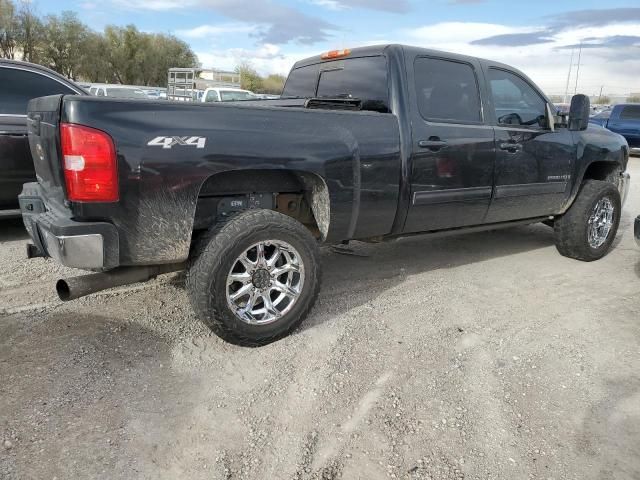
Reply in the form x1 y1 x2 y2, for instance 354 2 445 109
20 45 631 345
0 59 85 217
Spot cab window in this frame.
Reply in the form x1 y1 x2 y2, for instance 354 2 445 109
205 90 220 102
0 67 75 115
620 105 640 121
488 68 546 128
414 57 482 123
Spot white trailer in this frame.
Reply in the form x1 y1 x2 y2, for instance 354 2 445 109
167 68 241 102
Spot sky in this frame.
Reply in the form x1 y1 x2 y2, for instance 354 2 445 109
33 0 640 96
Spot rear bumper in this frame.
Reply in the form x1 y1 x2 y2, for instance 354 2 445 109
19 182 119 270
635 216 640 247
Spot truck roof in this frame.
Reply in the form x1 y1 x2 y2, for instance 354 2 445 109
292 43 515 73
0 58 88 94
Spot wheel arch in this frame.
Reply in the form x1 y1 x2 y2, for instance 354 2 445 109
581 160 623 183
195 169 331 241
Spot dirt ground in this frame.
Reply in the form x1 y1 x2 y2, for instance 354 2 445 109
1 160 640 480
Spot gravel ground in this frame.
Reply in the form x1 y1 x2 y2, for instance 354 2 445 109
1 159 640 480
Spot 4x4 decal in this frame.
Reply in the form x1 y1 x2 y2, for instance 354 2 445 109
147 136 206 149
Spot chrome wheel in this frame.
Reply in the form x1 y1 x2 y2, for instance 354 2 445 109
587 197 615 249
226 240 305 325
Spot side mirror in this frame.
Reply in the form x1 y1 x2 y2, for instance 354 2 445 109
569 94 590 131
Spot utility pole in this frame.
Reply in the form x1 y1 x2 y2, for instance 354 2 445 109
598 85 603 104
564 48 574 104
573 43 583 95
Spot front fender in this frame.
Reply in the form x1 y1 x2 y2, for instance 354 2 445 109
561 126 628 213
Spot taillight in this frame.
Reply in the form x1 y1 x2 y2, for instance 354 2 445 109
60 123 118 202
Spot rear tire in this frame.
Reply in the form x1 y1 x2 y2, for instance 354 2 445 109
186 210 321 346
553 180 621 261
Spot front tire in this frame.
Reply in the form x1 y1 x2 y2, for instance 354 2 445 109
186 209 321 346
553 180 621 261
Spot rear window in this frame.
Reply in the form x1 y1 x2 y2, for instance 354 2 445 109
620 105 640 120
282 56 389 112
220 90 255 101
0 66 75 115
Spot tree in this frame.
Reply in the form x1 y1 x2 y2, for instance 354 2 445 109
0 0 18 59
76 31 112 83
104 25 197 86
262 74 286 94
17 1 44 63
16 0 44 63
236 61 264 92
41 12 88 79
144 33 198 87
0 5 199 86
594 96 611 105
627 95 640 103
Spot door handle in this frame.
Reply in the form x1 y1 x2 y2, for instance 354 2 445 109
419 138 448 151
499 142 521 153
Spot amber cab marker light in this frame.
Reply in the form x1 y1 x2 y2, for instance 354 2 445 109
321 49 351 60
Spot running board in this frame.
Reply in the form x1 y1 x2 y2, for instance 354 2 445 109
391 217 550 241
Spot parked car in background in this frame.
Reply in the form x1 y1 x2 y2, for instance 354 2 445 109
20 44 630 346
89 85 150 99
202 87 256 102
0 59 85 217
589 103 640 153
254 93 281 100
141 88 167 100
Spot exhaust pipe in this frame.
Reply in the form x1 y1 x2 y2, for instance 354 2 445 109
56 263 186 301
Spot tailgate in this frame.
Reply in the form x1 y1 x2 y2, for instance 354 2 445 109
26 94 67 207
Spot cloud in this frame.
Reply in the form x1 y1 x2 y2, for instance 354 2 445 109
310 0 410 12
329 0 410 13
309 0 345 10
401 19 640 96
548 7 640 30
176 23 256 39
558 35 640 49
470 8 640 48
196 44 316 76
112 0 338 44
471 31 554 47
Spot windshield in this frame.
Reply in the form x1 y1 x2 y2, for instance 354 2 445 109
106 88 149 99
282 55 390 112
220 90 255 101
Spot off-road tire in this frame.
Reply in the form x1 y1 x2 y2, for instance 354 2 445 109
553 180 621 261
186 209 321 346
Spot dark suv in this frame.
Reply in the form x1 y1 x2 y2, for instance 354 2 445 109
0 60 85 217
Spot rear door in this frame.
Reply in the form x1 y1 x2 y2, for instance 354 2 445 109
483 67 574 223
0 66 76 209
607 105 640 148
404 55 495 232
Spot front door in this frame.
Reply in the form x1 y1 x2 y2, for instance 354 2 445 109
404 56 495 233
483 67 574 223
